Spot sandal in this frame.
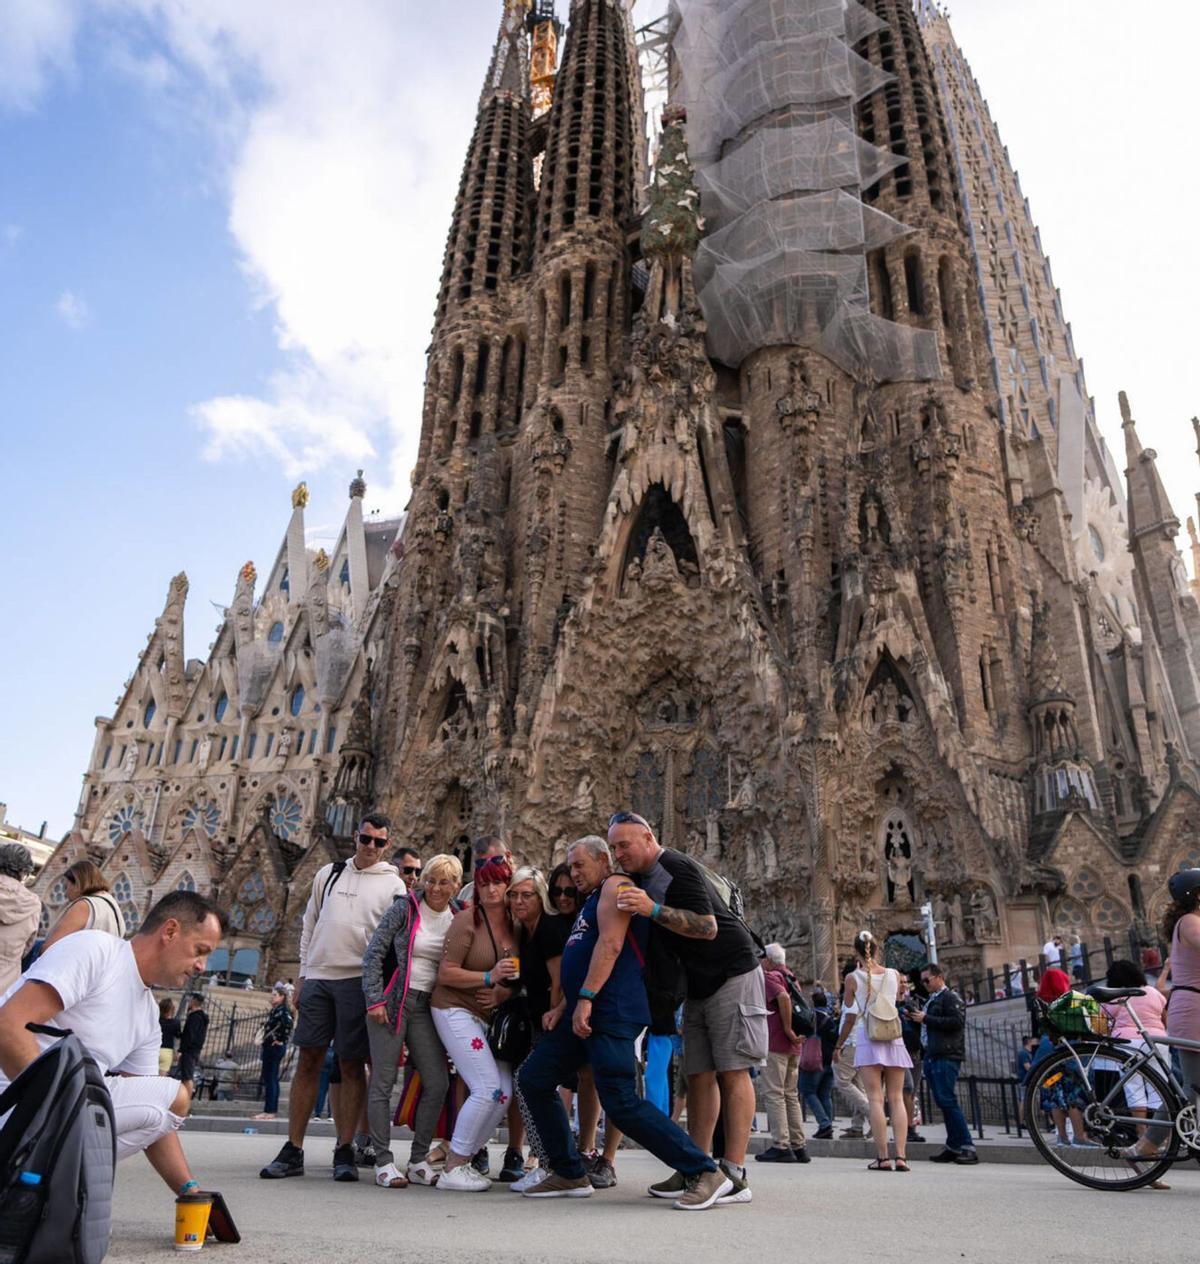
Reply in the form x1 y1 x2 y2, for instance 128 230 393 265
374 1163 409 1188
894 1158 910 1172
867 1158 893 1172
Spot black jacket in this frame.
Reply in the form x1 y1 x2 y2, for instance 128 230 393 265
922 986 966 1062
180 1009 209 1057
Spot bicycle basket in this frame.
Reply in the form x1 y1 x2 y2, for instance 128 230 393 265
1045 990 1109 1038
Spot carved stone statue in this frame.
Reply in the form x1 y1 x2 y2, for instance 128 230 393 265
728 773 756 811
947 892 965 945
705 809 721 860
969 887 1000 942
196 734 212 774
640 529 679 587
573 774 595 814
886 843 913 904
277 728 293 761
122 742 139 777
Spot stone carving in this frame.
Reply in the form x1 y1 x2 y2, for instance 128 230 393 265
969 886 1001 942
196 734 212 774
572 774 595 814
291 483 309 510
122 743 139 777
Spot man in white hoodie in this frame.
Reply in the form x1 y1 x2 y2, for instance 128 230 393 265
260 812 404 1183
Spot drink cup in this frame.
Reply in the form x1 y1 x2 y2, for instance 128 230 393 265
174 1193 213 1252
509 953 521 980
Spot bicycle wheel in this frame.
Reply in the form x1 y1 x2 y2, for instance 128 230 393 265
1024 1042 1180 1191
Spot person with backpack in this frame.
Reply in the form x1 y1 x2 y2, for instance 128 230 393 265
755 944 812 1164
360 852 462 1188
0 890 226 1193
260 811 406 1183
610 810 766 1206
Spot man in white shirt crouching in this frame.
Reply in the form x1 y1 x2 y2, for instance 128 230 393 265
0 890 226 1199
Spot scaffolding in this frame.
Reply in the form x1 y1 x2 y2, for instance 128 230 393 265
669 0 941 380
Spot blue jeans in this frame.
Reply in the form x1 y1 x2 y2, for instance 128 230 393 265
798 1067 834 1130
261 1043 285 1114
519 1019 716 1180
925 1057 973 1152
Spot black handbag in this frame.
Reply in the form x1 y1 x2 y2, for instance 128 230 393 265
480 917 533 1064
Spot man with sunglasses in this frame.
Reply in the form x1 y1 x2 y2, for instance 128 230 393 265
396 847 423 892
609 811 765 1206
261 812 405 1183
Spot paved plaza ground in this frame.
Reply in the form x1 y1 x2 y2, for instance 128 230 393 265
107 1132 1200 1264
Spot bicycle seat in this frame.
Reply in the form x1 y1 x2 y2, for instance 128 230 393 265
1086 985 1143 1003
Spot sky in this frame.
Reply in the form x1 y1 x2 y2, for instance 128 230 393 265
1 0 1197 839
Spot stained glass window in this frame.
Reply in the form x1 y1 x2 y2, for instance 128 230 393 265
237 872 267 905
270 792 303 840
108 804 141 845
176 871 197 893
46 877 69 907
1053 897 1088 932
685 747 723 822
1094 896 1131 932
228 904 246 931
144 700 157 728
182 801 220 839
268 621 284 644
631 751 664 835
215 693 228 723
1069 868 1103 900
290 685 305 717
249 905 278 934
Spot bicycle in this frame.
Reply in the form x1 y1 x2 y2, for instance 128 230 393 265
1023 984 1200 1190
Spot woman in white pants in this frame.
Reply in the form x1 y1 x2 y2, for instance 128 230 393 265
430 855 518 1191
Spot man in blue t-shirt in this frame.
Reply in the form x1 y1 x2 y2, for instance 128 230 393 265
517 836 729 1211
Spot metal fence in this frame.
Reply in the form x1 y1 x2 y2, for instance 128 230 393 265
946 929 1167 1009
169 997 291 1102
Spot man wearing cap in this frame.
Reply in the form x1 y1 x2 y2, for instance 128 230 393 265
0 844 41 993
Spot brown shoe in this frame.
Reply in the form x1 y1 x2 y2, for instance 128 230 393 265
673 1168 734 1211
522 1170 593 1199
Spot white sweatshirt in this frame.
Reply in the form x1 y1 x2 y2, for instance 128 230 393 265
299 859 405 981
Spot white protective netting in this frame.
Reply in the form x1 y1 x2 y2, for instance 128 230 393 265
669 0 942 381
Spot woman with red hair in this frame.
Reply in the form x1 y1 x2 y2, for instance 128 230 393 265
431 855 519 1191
1031 968 1092 1148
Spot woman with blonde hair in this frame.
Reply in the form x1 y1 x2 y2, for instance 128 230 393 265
362 852 463 1188
834 930 912 1171
41 859 125 949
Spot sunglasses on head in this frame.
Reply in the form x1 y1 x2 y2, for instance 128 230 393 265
356 831 388 848
608 810 651 829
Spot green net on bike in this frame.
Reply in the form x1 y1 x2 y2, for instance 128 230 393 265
1044 991 1109 1038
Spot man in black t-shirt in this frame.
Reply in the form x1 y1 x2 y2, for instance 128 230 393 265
610 812 766 1205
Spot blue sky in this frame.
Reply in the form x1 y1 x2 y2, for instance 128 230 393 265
2 0 1198 838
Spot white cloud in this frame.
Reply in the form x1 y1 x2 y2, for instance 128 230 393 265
0 0 80 112
55 288 91 329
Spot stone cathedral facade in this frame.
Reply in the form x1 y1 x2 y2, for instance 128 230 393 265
41 0 1200 987
373 0 1200 987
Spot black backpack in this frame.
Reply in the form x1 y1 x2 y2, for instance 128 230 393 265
780 970 816 1039
0 1024 116 1264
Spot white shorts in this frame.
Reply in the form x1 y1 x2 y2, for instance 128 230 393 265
108 1075 187 1161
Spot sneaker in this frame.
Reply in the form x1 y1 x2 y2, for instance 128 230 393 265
587 1158 617 1189
928 1148 959 1164
840 1127 865 1139
510 1165 547 1193
673 1168 734 1211
754 1145 795 1163
406 1160 441 1186
953 1150 980 1165
522 1170 593 1198
374 1163 408 1188
498 1147 524 1182
906 1131 927 1144
437 1163 491 1192
259 1142 304 1180
813 1126 834 1140
354 1143 377 1168
332 1144 359 1182
717 1166 753 1205
648 1171 688 1199
791 1146 812 1164
471 1146 490 1177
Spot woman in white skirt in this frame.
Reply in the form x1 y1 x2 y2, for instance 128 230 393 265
833 930 913 1171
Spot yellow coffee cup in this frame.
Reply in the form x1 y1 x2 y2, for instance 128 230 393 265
174 1192 213 1252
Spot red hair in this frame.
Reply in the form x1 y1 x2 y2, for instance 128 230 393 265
473 856 513 926
1037 968 1071 1004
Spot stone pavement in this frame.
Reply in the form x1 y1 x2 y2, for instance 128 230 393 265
107 1133 1199 1264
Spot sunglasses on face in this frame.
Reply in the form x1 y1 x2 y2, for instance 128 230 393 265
552 886 578 900
357 832 388 848
401 865 421 876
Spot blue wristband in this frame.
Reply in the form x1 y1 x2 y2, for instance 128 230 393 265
483 971 492 988
651 902 662 921
578 987 597 1001
178 1179 199 1196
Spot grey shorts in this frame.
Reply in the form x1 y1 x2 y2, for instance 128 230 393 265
294 977 370 1062
683 968 769 1075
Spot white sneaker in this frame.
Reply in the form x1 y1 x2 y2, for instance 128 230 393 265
437 1163 492 1192
374 1163 408 1188
510 1165 547 1193
407 1160 441 1186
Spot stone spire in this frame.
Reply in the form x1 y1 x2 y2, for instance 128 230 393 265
434 0 534 322
286 483 309 604
1121 391 1179 542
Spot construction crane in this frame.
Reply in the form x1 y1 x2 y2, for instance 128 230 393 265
526 0 563 118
